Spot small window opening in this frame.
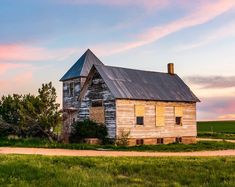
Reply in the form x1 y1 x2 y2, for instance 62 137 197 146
175 137 182 143
175 117 182 125
157 138 164 144
136 116 144 125
91 100 103 107
136 139 144 145
69 82 74 97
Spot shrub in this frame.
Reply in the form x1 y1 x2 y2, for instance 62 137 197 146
69 119 108 143
116 129 130 146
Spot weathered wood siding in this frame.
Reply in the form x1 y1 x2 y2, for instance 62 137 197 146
78 70 116 138
63 78 81 109
116 99 197 139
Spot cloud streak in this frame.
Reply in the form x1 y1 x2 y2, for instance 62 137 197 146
198 96 235 120
184 75 235 89
60 0 170 11
92 0 235 56
0 44 79 62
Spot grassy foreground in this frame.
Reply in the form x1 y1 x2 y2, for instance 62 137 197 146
0 155 234 187
0 138 234 152
197 121 235 140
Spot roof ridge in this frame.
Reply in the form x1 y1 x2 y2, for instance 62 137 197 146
95 64 174 75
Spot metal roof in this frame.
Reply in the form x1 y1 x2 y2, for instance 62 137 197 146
94 65 200 102
60 49 103 81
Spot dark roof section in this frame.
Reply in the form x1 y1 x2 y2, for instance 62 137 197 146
94 65 200 102
60 49 103 81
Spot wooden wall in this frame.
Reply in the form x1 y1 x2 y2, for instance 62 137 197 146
116 99 197 139
63 78 81 110
78 70 116 138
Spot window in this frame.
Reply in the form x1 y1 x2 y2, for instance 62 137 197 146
69 82 74 97
135 105 144 125
156 106 165 126
174 107 183 125
91 100 103 107
175 117 182 125
136 139 144 145
136 116 144 125
175 137 182 143
157 138 164 144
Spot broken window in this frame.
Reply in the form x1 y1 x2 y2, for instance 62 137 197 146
91 100 103 107
136 139 144 145
157 138 164 144
175 117 182 125
174 107 183 125
135 105 144 125
175 137 182 143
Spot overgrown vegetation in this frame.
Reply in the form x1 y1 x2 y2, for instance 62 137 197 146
69 119 108 143
0 82 61 141
197 121 235 140
0 138 234 152
0 155 234 187
116 129 130 146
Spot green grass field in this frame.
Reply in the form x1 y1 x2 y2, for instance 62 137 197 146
0 155 234 187
197 121 235 139
0 138 234 152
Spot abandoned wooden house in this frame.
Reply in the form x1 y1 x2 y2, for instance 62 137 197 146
60 49 200 145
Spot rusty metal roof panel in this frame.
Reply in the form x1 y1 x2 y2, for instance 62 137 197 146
94 65 200 102
60 49 103 81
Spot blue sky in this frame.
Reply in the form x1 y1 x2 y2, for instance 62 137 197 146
1 0 235 120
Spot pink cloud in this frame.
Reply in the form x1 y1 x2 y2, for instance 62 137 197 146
0 44 53 61
218 114 235 120
198 96 235 120
0 44 79 62
0 63 31 75
93 0 235 56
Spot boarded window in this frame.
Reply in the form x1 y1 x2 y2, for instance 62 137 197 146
135 105 145 116
156 106 165 126
135 105 144 125
89 106 105 124
175 107 183 116
175 107 183 125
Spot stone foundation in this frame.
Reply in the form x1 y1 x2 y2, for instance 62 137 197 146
127 136 196 146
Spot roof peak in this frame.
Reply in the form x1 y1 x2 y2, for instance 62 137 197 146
60 49 104 81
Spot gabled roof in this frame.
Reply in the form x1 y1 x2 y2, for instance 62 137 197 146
60 49 103 81
87 65 200 102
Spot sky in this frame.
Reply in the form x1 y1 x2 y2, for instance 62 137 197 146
0 0 235 121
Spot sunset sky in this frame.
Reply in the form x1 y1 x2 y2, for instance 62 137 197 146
0 0 235 121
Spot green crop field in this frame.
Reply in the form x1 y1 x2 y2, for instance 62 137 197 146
0 155 234 187
197 121 235 139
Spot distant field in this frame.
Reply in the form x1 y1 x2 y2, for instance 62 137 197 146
0 155 234 187
197 121 235 139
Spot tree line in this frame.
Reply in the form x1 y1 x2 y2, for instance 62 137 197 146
0 82 61 142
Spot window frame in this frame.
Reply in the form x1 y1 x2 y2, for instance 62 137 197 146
69 82 74 97
175 116 182 125
136 116 144 125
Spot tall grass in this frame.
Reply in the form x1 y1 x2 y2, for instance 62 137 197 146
0 138 234 152
0 155 234 186
197 121 235 140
